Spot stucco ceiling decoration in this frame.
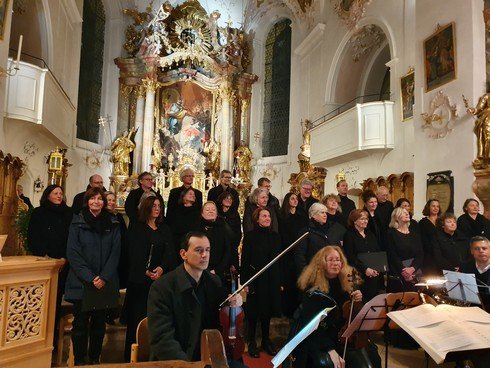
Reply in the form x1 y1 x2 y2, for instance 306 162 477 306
349 24 384 62
244 0 315 31
332 0 372 30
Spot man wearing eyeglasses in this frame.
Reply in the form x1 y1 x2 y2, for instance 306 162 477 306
166 168 203 219
125 171 165 223
71 174 105 214
207 169 239 212
296 179 318 220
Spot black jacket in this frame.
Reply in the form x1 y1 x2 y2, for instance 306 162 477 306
166 204 201 252
126 221 177 284
207 185 240 212
241 227 282 319
295 219 346 275
339 194 356 223
27 202 73 259
124 187 165 224
166 185 203 220
296 196 318 221
195 217 233 281
218 207 242 269
343 227 381 274
147 265 226 361
457 213 490 238
432 229 470 273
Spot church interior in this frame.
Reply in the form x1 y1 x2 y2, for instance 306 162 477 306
1 0 490 367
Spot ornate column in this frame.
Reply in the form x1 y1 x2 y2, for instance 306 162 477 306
219 79 235 170
141 77 160 172
240 99 249 143
133 85 146 174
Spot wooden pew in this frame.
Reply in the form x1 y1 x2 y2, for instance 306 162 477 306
75 329 229 368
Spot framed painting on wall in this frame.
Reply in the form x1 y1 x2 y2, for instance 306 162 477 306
424 22 456 92
400 68 414 121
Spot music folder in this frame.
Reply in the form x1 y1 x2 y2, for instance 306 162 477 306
357 251 389 273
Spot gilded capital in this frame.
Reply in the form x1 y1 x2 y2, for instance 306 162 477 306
142 77 161 93
136 84 146 98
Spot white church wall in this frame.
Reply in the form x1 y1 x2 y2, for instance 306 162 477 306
0 0 14 150
412 0 485 217
257 0 414 206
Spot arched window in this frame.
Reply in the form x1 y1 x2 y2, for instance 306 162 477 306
76 0 105 143
262 19 291 157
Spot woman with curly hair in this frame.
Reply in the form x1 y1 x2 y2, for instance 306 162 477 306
290 246 363 368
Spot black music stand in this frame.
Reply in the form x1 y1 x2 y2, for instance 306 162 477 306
341 292 433 368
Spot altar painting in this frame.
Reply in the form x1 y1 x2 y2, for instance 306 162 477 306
156 81 214 168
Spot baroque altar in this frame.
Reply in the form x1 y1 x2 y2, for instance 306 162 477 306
113 0 257 203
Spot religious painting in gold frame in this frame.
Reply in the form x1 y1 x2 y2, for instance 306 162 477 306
400 68 414 121
423 22 456 92
0 0 9 40
155 81 216 169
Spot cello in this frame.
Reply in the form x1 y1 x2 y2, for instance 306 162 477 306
219 267 245 361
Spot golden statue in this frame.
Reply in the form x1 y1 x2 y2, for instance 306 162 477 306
203 140 221 179
234 141 252 183
111 128 136 176
465 94 490 168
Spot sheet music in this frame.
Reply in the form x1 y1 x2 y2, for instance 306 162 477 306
271 306 335 368
389 303 446 327
444 270 481 305
417 322 480 352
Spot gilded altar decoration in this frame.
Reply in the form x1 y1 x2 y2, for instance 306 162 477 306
111 128 137 176
464 93 490 169
234 141 253 183
332 0 372 29
115 0 258 208
421 91 458 139
6 284 44 342
289 123 327 199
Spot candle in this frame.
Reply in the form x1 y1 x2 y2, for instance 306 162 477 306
16 35 23 69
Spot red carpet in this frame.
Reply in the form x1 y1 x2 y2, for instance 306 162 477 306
242 351 274 368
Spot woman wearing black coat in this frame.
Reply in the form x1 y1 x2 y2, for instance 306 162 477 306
295 203 346 276
241 208 282 358
123 196 176 361
386 207 424 292
65 187 121 365
278 192 306 318
343 209 383 303
195 201 232 283
457 198 490 238
418 199 441 274
433 213 470 274
27 184 73 347
216 192 242 270
166 187 200 254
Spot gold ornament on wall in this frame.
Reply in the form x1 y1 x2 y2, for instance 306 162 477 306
421 91 458 139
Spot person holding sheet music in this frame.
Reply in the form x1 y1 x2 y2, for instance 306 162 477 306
460 236 490 312
386 207 424 292
343 209 384 303
123 196 177 361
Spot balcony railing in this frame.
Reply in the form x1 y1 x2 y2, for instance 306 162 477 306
4 58 76 147
310 100 395 167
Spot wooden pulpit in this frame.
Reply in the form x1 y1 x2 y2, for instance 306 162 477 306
0 256 64 368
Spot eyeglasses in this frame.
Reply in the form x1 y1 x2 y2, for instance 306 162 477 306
223 176 232 179
326 258 342 263
142 177 153 181
301 187 312 191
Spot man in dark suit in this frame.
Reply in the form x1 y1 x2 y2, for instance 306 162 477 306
124 171 165 223
296 179 318 220
17 184 33 209
71 174 104 214
258 177 280 218
147 231 243 363
207 170 239 211
166 168 203 219
336 180 356 224
460 236 490 312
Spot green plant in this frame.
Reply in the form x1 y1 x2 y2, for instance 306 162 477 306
15 208 33 253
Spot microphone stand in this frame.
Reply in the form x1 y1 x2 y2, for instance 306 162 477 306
219 231 309 308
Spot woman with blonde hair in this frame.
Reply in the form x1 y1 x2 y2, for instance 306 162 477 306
290 246 365 368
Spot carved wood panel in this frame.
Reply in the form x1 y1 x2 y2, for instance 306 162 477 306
361 172 414 208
